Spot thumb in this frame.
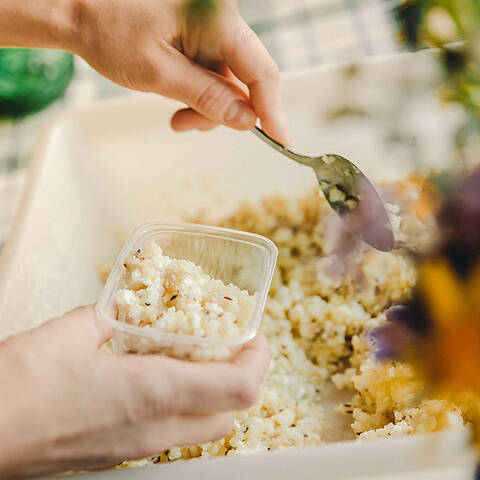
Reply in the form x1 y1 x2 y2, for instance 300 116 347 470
42 304 113 350
158 46 257 130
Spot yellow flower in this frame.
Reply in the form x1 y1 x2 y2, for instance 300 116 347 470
418 260 480 392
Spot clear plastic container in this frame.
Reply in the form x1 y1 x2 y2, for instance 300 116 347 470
96 223 278 361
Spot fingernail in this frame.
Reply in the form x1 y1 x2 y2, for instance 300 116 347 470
225 100 256 128
277 130 293 148
283 128 293 148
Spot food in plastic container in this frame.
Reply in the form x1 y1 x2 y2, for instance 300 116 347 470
96 223 277 361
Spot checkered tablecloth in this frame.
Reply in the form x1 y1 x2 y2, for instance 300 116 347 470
0 0 401 248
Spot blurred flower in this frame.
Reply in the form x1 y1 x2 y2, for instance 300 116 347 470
393 0 480 133
425 7 459 44
371 166 480 451
370 305 424 361
437 167 480 278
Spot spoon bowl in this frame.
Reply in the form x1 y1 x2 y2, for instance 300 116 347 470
252 127 395 252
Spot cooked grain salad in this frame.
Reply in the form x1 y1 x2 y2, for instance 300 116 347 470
115 242 257 360
106 182 465 468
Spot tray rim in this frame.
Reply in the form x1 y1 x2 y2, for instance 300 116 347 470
1 48 473 479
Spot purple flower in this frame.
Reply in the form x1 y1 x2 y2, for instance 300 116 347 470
370 305 427 361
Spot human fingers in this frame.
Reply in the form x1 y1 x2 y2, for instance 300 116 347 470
126 411 235 460
8 304 112 352
170 64 247 132
118 333 270 416
157 45 256 131
170 108 218 131
222 19 290 145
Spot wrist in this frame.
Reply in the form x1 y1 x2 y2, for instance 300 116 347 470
0 349 23 477
0 0 82 51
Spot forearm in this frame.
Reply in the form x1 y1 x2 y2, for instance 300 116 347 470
0 0 78 50
0 347 26 478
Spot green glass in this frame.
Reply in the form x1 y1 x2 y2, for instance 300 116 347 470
0 48 74 119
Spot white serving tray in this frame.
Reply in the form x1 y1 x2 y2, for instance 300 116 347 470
0 50 475 478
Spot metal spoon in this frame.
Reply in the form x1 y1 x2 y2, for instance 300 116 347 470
252 127 395 252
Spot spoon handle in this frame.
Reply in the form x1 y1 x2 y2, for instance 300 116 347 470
251 127 312 166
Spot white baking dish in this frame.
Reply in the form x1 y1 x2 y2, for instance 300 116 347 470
0 50 475 478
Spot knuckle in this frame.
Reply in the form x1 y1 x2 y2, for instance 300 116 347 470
141 52 162 85
131 46 165 93
142 60 158 82
122 362 175 423
231 371 259 409
264 62 280 82
195 81 230 118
